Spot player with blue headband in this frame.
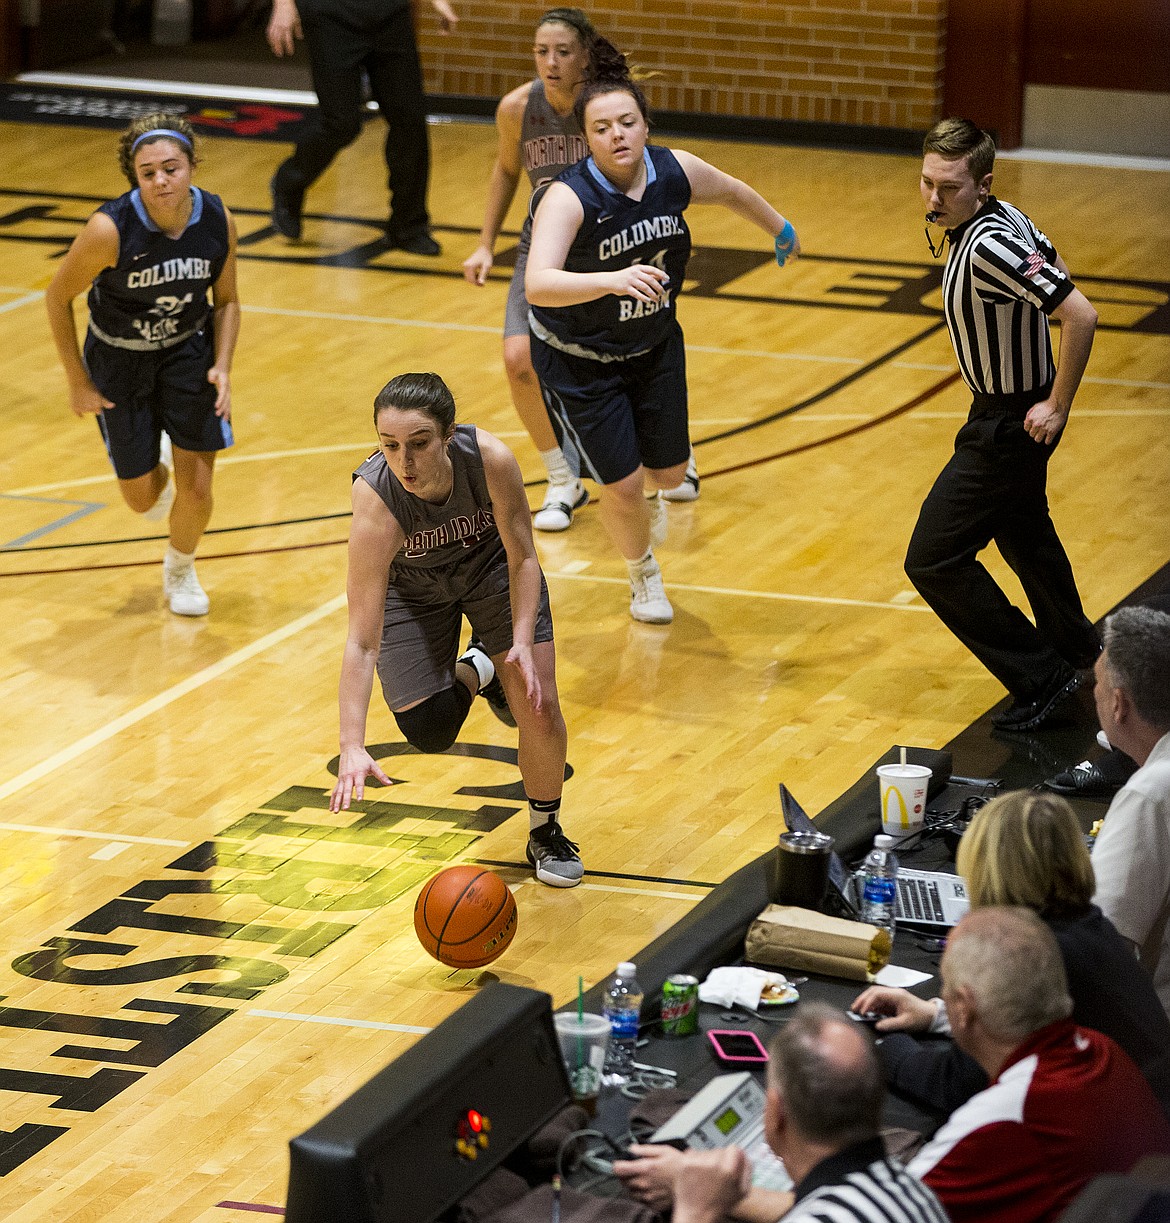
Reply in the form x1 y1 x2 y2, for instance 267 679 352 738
46 112 241 618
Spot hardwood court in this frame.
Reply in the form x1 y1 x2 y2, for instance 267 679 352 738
0 111 1168 1219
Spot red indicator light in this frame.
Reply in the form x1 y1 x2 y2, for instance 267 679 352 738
467 1110 483 1133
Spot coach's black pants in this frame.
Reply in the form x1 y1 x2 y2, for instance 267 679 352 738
904 390 1098 700
272 2 430 238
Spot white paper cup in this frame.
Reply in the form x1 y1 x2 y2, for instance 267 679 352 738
876 763 932 838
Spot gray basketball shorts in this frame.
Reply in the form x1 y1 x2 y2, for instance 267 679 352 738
503 229 531 339
376 540 554 710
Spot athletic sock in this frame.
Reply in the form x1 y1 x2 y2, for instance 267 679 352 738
539 447 573 484
626 547 656 579
165 544 196 572
456 644 494 695
528 795 562 833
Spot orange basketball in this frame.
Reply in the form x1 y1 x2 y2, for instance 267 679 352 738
413 865 518 969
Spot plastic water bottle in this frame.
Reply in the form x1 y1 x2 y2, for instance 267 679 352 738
601 961 643 1081
859 834 899 937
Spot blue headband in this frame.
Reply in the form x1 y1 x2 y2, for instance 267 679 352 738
131 128 193 156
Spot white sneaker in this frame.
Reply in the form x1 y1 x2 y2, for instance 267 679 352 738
629 559 673 624
648 494 668 547
144 434 175 523
660 449 700 502
165 562 210 616
533 479 588 532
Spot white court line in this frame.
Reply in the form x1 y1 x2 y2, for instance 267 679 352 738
688 344 861 366
545 570 934 612
0 821 188 846
998 147 1170 173
1082 378 1170 390
6 290 1169 389
0 291 43 314
0 594 346 806
241 303 499 334
90 841 132 860
5 443 377 496
574 883 710 901
18 71 320 108
247 1009 433 1034
914 408 1170 419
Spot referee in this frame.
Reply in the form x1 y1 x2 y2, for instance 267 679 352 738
905 118 1100 731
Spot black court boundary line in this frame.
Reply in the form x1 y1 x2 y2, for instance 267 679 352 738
470 858 717 890
3 188 1162 327
1 330 957 569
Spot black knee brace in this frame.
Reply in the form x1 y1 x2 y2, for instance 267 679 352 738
393 685 474 754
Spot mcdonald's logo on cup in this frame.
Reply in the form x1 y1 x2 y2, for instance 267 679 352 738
876 764 932 838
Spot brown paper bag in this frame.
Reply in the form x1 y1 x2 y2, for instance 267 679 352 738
744 904 891 981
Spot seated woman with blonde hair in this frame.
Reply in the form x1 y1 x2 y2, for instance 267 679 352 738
853 790 1170 1118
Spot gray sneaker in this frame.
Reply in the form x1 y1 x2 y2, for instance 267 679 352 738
526 820 583 887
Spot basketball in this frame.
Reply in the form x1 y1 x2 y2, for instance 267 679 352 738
414 865 518 969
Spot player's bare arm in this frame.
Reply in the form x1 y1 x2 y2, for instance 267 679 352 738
208 209 241 418
463 85 528 284
332 480 403 812
479 428 544 708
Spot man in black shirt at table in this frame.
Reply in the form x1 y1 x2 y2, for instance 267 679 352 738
906 118 1100 732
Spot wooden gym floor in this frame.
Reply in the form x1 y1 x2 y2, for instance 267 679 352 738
0 104 1167 1219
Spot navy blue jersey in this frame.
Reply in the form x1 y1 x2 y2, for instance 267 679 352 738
530 144 691 358
87 187 229 351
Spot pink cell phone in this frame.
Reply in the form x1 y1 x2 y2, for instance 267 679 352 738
706 1029 769 1064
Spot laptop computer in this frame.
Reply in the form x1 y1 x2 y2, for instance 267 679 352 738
779 784 969 929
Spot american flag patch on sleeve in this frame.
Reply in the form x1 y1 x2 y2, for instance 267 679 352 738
1022 250 1046 279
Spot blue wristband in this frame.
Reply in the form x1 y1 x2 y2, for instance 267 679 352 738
774 220 797 267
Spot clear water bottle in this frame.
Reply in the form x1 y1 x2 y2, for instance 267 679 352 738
601 960 643 1081
859 834 899 937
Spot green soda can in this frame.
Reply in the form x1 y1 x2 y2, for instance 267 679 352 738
660 974 699 1037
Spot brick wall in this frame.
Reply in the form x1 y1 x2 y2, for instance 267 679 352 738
417 0 946 133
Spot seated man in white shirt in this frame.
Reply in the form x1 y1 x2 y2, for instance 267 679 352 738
1090 604 1170 1018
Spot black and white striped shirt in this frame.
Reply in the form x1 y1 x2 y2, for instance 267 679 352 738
781 1138 951 1223
942 198 1074 396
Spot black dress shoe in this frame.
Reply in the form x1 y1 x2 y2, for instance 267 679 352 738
992 664 1082 731
270 176 303 240
1042 760 1121 798
387 229 441 256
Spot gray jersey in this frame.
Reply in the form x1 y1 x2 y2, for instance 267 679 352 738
354 424 554 707
520 78 588 195
355 424 500 572
507 81 589 338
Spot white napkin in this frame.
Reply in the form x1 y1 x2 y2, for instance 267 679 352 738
699 965 789 1011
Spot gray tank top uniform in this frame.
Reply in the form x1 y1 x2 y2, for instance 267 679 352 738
354 424 553 707
504 79 589 337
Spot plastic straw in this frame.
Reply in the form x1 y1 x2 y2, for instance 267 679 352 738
899 746 907 767
576 976 584 1076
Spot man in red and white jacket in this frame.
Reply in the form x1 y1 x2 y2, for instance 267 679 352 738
908 907 1170 1223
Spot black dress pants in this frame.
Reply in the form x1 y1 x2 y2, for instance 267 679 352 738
273 2 430 237
904 391 1098 700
